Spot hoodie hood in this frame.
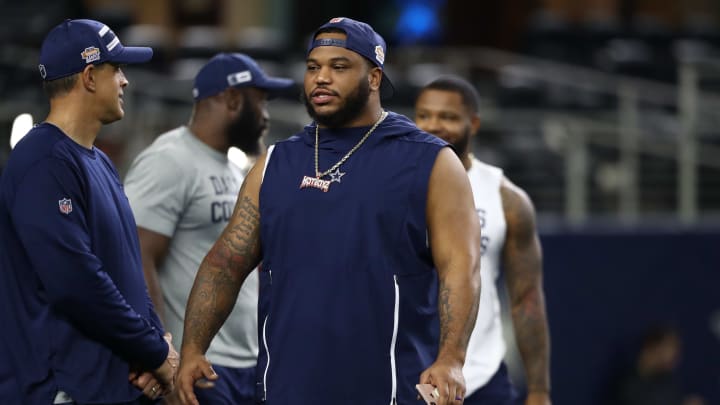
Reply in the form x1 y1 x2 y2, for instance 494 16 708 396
296 111 442 152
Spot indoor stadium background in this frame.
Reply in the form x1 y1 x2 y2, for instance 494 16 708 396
0 0 718 403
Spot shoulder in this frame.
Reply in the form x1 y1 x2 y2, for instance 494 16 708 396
470 158 503 177
428 148 471 194
140 127 193 159
128 128 192 173
399 130 447 148
268 127 309 156
500 176 537 230
383 111 448 147
94 148 119 172
274 133 305 147
22 124 74 161
10 126 87 179
467 159 504 191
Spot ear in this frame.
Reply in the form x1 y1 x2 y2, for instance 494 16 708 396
368 67 382 92
225 88 243 112
80 64 97 92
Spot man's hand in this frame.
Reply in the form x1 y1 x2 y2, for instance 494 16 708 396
128 333 178 399
419 357 466 405
173 351 218 405
526 391 551 405
128 370 164 400
154 333 179 390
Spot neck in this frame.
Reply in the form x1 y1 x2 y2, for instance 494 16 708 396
461 152 473 171
45 96 102 149
355 104 384 127
189 111 228 153
320 102 384 129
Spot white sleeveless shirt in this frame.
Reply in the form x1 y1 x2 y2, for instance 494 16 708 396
463 157 508 394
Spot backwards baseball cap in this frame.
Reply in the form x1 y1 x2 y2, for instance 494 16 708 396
39 19 153 81
307 17 395 99
193 53 295 100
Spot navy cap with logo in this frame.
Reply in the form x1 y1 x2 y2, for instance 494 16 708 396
193 53 295 100
307 17 394 99
38 19 153 81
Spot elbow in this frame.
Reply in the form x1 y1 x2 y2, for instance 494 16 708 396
462 247 481 296
47 288 83 312
45 276 97 312
450 247 481 295
511 286 545 312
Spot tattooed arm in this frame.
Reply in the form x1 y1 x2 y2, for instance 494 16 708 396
173 154 266 405
419 148 482 405
501 178 551 405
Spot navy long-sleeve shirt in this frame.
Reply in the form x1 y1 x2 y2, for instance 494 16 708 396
0 123 168 404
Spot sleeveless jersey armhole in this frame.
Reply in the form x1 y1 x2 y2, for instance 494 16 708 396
262 145 275 184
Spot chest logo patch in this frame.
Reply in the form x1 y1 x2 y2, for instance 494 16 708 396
58 198 73 215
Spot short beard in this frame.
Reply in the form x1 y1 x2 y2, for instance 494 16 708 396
227 96 264 156
303 78 370 128
450 127 472 160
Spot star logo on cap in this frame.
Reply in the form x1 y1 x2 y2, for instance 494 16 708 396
38 64 46 79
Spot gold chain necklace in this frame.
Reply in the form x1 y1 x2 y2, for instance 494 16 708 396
315 110 387 178
299 110 387 193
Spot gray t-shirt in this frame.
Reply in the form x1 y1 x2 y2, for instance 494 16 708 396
124 126 258 368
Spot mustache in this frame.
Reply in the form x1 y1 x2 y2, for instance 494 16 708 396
310 87 339 97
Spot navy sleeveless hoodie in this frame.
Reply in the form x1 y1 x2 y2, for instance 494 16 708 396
257 112 447 404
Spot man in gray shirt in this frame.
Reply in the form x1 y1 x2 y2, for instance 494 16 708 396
124 53 293 404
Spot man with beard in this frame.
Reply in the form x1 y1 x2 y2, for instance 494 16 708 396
173 17 482 405
123 52 293 405
414 76 551 405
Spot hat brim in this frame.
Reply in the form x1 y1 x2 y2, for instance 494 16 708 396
256 77 294 90
380 74 394 100
109 46 153 65
254 77 295 98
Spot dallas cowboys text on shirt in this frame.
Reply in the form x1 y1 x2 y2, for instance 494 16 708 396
210 175 240 223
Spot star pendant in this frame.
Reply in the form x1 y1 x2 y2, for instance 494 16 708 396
329 168 346 183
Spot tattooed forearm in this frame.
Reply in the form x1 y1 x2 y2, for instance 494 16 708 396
183 195 261 353
462 287 479 348
438 282 452 346
183 263 240 352
501 179 550 392
206 196 260 270
505 240 550 392
437 277 480 361
512 287 550 392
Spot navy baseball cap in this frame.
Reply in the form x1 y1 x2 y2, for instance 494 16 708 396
193 53 295 100
307 17 395 99
39 19 153 81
